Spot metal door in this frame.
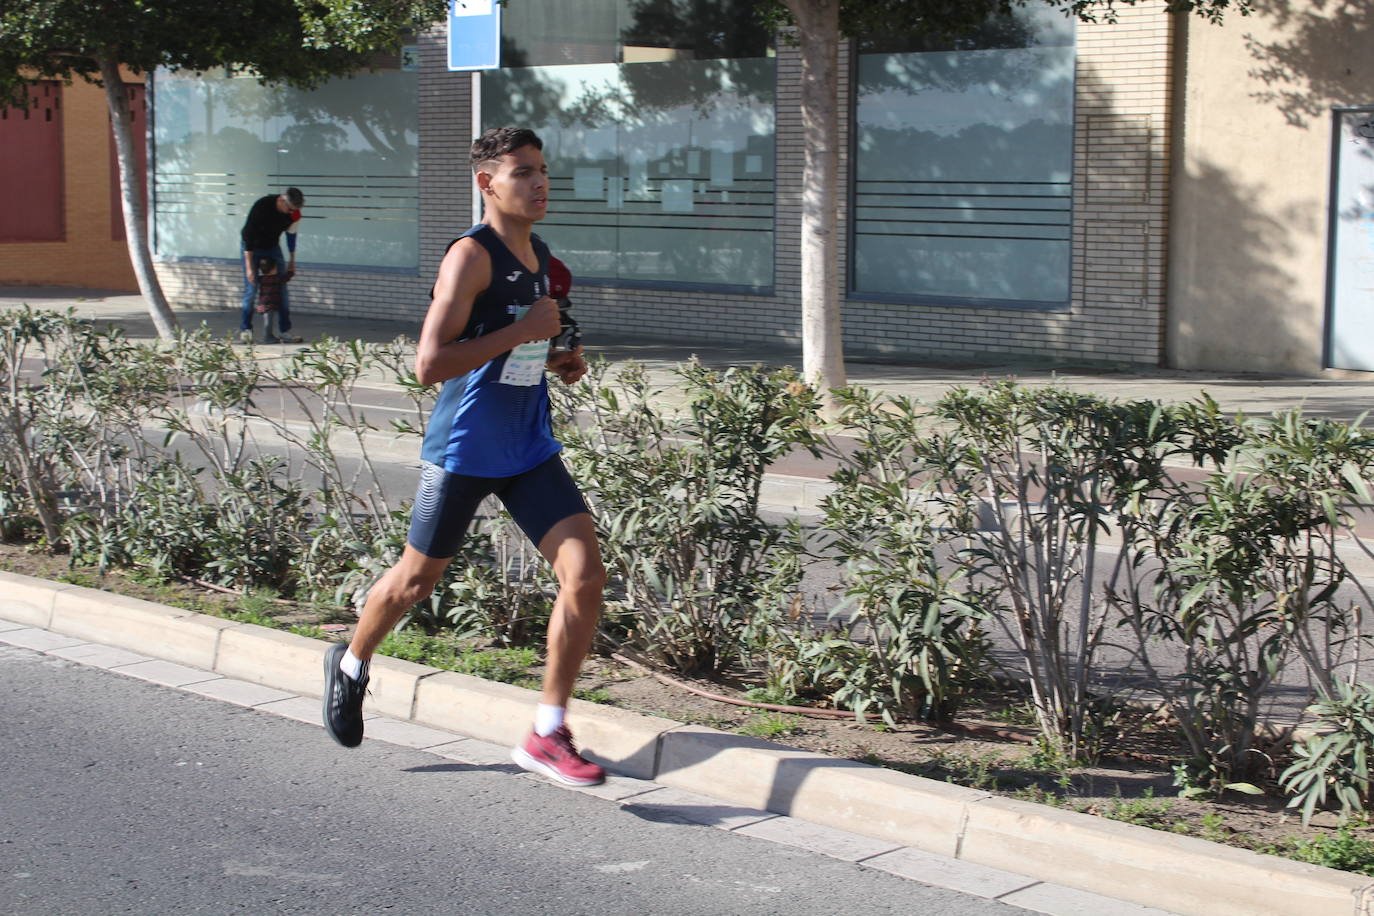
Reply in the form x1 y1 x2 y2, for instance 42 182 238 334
0 82 64 242
1326 107 1374 370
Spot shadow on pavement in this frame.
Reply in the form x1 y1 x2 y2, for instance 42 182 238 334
402 761 522 776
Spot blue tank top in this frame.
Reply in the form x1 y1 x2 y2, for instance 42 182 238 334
420 225 562 477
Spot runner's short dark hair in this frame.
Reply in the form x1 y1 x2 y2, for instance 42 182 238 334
471 127 543 172
283 187 305 207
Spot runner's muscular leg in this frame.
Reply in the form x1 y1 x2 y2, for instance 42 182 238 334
537 512 606 707
348 544 453 660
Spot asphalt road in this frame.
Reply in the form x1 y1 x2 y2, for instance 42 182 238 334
0 645 1029 916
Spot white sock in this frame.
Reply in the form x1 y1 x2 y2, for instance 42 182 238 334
340 648 368 682
534 703 565 737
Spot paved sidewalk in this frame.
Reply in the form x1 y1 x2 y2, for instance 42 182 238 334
3 285 1373 423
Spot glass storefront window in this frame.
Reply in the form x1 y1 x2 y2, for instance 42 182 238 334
486 0 774 290
853 9 1075 306
151 65 418 269
501 0 769 66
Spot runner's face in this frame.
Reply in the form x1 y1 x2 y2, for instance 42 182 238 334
480 145 548 223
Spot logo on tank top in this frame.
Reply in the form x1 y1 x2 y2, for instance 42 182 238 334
506 270 521 282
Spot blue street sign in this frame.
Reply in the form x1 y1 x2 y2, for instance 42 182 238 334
448 0 501 71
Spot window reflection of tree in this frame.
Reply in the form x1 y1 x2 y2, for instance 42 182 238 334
852 10 1074 303
490 0 776 288
152 64 419 265
857 11 1038 56
214 68 417 176
857 51 1074 182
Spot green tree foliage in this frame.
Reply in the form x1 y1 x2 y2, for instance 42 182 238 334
0 0 448 99
0 0 447 338
760 0 1252 45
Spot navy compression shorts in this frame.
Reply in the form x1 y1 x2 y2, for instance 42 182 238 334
406 454 589 559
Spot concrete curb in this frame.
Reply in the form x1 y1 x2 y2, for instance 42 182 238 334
3 568 1371 916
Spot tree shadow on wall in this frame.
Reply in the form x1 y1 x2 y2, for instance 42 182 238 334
1244 0 1374 127
1168 157 1321 384
1063 49 1319 377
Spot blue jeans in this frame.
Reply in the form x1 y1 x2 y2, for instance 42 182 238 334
240 245 292 333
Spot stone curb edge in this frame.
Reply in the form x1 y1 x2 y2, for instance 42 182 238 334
4 568 1371 916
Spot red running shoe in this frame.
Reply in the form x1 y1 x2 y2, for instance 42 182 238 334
511 725 606 786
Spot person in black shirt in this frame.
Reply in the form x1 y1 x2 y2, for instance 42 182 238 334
239 187 304 343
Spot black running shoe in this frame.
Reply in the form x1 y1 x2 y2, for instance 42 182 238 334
323 643 367 747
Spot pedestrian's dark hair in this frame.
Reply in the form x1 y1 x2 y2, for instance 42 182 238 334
257 256 277 275
471 127 542 172
283 187 305 207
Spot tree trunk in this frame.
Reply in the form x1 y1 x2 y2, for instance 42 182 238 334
785 0 846 402
97 53 178 340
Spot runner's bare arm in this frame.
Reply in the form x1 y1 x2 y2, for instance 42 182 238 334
415 238 561 386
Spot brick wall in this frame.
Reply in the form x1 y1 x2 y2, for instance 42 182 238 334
153 7 1175 367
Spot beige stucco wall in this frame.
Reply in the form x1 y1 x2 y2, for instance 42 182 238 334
1168 3 1374 373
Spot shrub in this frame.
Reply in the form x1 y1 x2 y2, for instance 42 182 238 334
773 387 989 724
1122 410 1373 791
8 307 1374 785
1268 827 1374 876
1282 682 1374 825
70 458 216 578
47 318 176 537
553 359 821 674
909 381 1214 760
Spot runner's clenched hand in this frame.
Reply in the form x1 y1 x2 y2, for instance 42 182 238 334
518 296 561 342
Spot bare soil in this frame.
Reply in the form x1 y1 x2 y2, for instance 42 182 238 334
1 540 1363 867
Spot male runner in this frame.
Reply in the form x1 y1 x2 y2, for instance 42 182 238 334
322 127 607 787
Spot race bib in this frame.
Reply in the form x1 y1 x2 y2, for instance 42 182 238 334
497 306 547 386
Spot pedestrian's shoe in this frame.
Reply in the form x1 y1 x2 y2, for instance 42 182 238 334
237 330 253 344
277 334 303 343
511 725 606 786
263 335 280 344
322 642 367 748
